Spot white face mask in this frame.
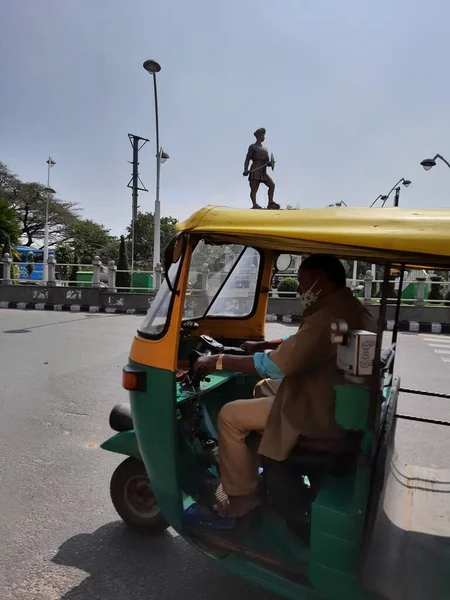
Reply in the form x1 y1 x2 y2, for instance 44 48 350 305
299 279 322 310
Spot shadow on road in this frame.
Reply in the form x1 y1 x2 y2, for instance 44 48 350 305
52 521 275 600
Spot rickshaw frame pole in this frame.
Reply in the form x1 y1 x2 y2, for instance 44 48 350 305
367 262 391 430
391 264 405 348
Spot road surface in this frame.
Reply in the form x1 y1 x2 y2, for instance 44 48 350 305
0 310 448 599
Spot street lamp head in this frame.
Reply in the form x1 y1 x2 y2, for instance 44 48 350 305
143 59 161 74
380 195 388 202
402 179 411 188
44 187 55 194
160 149 170 163
420 157 436 171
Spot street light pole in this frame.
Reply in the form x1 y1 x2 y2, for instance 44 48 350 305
143 59 169 273
370 178 411 208
43 157 55 282
153 72 161 272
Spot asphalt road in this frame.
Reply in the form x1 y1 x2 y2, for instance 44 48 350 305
0 310 449 600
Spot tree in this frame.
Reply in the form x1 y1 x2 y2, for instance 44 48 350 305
26 251 34 279
0 196 20 253
0 162 78 247
69 253 79 286
428 274 444 302
116 235 131 289
55 242 73 282
98 238 120 264
127 212 178 268
68 218 114 263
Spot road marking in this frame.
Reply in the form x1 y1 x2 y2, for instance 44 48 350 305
419 334 450 363
167 527 179 538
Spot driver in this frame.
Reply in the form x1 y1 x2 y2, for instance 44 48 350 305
193 254 377 519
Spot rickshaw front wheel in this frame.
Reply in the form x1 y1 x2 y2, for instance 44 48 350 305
110 457 168 534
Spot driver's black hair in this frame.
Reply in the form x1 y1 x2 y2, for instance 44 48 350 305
300 254 347 288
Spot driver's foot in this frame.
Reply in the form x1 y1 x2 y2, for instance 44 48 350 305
215 492 262 518
267 202 280 210
251 203 263 209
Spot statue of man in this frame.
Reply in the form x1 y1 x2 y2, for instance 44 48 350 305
243 128 279 210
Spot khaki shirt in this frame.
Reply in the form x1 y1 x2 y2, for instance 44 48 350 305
258 287 377 461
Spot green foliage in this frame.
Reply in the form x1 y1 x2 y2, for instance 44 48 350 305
428 274 444 301
0 162 78 247
277 277 298 292
55 242 73 281
99 238 120 264
69 254 79 286
0 161 179 273
116 235 131 289
11 263 19 282
68 219 113 263
127 212 178 268
0 196 20 251
26 251 34 278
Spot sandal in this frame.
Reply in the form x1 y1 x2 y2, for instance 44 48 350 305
267 202 280 210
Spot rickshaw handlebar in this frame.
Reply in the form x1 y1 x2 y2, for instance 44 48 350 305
179 335 246 390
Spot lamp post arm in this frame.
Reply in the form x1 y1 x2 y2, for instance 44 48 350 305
436 154 450 169
370 194 383 208
385 178 404 199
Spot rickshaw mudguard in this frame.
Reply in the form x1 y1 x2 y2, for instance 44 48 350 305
100 430 142 461
128 360 184 530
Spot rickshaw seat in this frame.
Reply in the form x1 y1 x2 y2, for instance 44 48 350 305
245 431 361 475
109 403 133 432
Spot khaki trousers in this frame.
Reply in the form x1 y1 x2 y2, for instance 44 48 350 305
217 378 281 496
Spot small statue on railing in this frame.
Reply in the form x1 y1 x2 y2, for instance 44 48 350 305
243 128 279 210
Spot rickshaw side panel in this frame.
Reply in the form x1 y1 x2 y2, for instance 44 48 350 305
129 361 184 530
308 382 376 600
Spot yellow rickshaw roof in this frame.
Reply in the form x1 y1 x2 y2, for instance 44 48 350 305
176 205 450 267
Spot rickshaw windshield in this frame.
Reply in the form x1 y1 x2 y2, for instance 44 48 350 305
183 241 261 319
139 257 182 337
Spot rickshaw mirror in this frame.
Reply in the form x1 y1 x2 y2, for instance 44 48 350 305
276 254 292 272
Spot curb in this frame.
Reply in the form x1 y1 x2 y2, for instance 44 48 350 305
0 301 147 315
265 314 450 335
1 303 449 334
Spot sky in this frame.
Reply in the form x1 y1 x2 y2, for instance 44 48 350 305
1 0 450 237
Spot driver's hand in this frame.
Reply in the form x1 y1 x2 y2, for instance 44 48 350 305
193 355 217 375
241 341 263 354
243 170 249 176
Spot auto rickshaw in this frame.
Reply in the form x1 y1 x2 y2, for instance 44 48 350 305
101 206 450 600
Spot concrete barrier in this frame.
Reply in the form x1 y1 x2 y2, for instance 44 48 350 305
1 284 450 331
0 285 156 315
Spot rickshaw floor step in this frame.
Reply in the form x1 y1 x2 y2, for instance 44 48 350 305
183 503 237 530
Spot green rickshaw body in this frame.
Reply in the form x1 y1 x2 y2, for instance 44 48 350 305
112 206 450 600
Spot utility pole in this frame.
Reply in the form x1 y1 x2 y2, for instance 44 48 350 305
127 134 149 271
